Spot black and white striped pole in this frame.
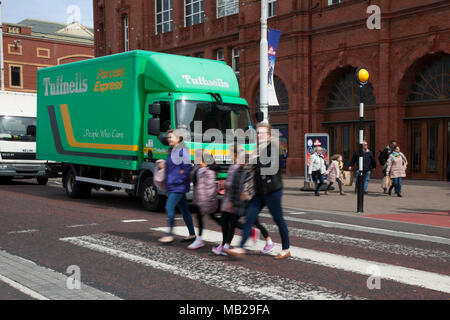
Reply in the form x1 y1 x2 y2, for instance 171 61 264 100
355 67 369 213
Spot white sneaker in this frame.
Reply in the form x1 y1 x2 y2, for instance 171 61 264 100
187 238 205 250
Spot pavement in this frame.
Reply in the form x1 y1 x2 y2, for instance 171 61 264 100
280 176 450 228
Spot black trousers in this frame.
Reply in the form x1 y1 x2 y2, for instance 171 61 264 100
220 212 269 245
327 178 343 192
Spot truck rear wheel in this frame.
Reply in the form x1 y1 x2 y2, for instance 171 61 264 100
140 176 164 212
37 177 48 185
64 170 91 198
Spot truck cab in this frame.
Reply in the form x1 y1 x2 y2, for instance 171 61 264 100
0 91 51 184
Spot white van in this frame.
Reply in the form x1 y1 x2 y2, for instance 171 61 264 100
0 91 50 184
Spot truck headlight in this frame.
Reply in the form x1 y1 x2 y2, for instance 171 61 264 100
0 164 8 169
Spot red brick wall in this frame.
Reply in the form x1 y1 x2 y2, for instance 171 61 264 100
2 25 94 93
93 0 450 177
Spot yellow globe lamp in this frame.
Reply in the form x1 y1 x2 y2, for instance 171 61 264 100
356 67 369 85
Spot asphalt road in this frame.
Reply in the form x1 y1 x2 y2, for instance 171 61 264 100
0 178 449 300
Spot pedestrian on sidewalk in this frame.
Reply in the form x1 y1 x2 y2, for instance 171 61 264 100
158 129 196 244
379 140 397 193
324 154 346 196
225 123 291 260
386 146 408 197
212 144 274 256
349 140 376 194
188 151 218 250
308 147 327 197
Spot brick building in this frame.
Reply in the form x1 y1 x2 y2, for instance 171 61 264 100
93 0 450 180
1 19 94 93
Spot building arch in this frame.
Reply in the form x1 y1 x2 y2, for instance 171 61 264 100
57 54 94 65
317 66 377 167
399 52 450 180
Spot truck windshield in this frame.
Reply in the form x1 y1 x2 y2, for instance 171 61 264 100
175 100 253 137
0 116 37 141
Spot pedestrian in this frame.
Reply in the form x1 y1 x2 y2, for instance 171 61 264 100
308 146 327 196
324 154 346 196
379 140 398 193
158 129 196 244
386 146 408 197
188 151 218 250
225 123 291 260
348 140 376 194
212 144 275 256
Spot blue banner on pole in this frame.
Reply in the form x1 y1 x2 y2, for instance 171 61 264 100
268 28 281 106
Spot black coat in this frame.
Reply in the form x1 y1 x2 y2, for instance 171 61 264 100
349 150 376 172
254 144 283 195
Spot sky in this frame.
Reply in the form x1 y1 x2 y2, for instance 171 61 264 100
1 0 93 28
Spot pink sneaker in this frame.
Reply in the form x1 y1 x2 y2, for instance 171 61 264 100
251 228 260 245
261 243 275 254
187 238 205 250
212 244 227 256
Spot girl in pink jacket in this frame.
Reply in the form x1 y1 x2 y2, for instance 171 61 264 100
324 154 346 195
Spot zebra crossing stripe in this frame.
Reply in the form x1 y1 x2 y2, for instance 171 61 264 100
260 223 450 263
258 213 450 245
152 227 450 294
60 233 362 300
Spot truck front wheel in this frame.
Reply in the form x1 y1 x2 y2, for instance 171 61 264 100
140 176 164 212
64 170 91 198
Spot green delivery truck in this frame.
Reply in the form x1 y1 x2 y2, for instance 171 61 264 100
37 50 255 211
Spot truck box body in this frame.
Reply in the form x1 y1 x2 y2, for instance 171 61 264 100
37 50 247 171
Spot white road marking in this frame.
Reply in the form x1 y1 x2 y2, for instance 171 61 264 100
0 274 49 300
258 213 450 245
60 233 362 300
153 227 450 294
66 223 98 228
121 219 148 223
261 223 450 262
7 229 39 234
287 212 306 215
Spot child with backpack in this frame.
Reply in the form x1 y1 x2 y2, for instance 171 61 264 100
212 144 274 256
188 151 218 250
324 154 346 195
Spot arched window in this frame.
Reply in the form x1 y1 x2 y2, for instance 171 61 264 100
407 54 450 102
255 76 289 111
326 69 376 109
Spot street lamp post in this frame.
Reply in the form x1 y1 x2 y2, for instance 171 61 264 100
355 67 369 213
259 0 269 124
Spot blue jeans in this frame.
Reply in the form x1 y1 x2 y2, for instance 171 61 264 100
356 170 371 192
240 190 290 250
165 193 195 237
392 177 402 194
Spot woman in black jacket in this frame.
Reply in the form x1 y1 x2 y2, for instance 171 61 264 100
225 123 291 260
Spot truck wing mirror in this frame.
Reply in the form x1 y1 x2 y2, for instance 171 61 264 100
148 118 160 136
149 103 161 115
255 111 264 123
